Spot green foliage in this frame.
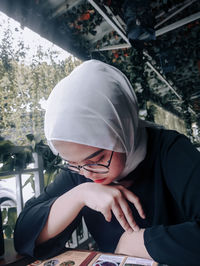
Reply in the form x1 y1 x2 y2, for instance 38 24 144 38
146 104 156 122
27 134 62 186
0 134 61 240
22 173 35 192
0 22 82 198
0 133 62 187
0 132 62 244
0 21 81 145
0 137 33 173
0 23 82 242
1 207 17 239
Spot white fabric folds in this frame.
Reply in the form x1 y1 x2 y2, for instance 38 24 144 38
45 59 147 178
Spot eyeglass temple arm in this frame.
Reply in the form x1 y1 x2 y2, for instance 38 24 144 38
107 151 114 167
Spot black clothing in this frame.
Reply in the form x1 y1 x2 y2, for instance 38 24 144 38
14 128 200 265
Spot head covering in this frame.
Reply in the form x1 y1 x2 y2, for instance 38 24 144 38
45 59 147 178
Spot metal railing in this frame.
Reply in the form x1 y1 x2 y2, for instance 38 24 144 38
65 218 92 249
0 153 44 216
0 153 93 249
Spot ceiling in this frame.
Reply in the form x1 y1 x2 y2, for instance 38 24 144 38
0 0 199 136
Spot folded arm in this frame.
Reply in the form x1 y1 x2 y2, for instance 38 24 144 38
115 228 152 259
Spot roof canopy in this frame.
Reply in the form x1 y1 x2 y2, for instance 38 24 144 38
0 0 199 130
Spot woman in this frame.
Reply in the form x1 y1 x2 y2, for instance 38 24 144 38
14 60 200 265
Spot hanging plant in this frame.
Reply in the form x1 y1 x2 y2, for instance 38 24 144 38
1 207 17 239
0 136 33 173
26 134 62 186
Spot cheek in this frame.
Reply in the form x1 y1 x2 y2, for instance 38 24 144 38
110 153 126 177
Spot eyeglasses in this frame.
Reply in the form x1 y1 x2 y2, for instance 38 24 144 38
57 150 114 174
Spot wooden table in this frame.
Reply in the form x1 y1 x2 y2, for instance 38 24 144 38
0 242 162 266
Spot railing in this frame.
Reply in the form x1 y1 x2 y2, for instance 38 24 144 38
65 218 92 249
0 153 44 215
0 153 93 251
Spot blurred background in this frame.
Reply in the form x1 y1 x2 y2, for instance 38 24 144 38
0 0 199 256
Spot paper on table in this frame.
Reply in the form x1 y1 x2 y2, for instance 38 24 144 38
92 254 125 265
123 256 154 265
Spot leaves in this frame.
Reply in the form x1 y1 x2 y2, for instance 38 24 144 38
0 137 33 173
26 134 34 142
2 207 17 239
22 174 35 192
0 23 82 145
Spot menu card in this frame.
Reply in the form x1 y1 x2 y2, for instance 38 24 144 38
28 249 158 266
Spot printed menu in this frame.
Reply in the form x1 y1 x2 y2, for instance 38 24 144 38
28 249 158 266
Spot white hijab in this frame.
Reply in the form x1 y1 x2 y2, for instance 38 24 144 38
45 59 148 178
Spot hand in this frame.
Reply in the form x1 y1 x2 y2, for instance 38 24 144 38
81 183 145 232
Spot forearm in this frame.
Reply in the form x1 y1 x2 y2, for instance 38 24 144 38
37 184 85 245
115 229 152 259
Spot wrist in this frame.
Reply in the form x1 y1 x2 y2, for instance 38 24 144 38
75 183 90 207
63 183 86 209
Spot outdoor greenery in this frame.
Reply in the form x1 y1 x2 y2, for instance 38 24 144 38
0 10 199 242
58 0 199 141
0 21 81 145
0 133 62 239
0 19 81 240
0 136 33 173
1 207 16 239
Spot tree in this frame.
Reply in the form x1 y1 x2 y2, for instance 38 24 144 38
0 20 81 145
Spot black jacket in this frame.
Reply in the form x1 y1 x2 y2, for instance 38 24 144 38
14 128 200 265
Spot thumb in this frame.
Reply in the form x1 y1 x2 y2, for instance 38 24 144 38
102 209 112 222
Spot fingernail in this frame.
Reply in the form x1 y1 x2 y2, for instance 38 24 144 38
142 214 146 219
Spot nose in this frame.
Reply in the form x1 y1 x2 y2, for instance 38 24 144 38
80 168 98 180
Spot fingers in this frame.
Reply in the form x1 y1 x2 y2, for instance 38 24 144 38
102 208 112 222
119 186 146 219
86 184 145 233
118 199 140 231
112 200 140 232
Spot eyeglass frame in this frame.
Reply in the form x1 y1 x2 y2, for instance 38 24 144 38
56 150 114 174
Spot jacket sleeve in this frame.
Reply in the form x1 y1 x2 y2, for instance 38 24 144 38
14 170 83 259
144 134 200 265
